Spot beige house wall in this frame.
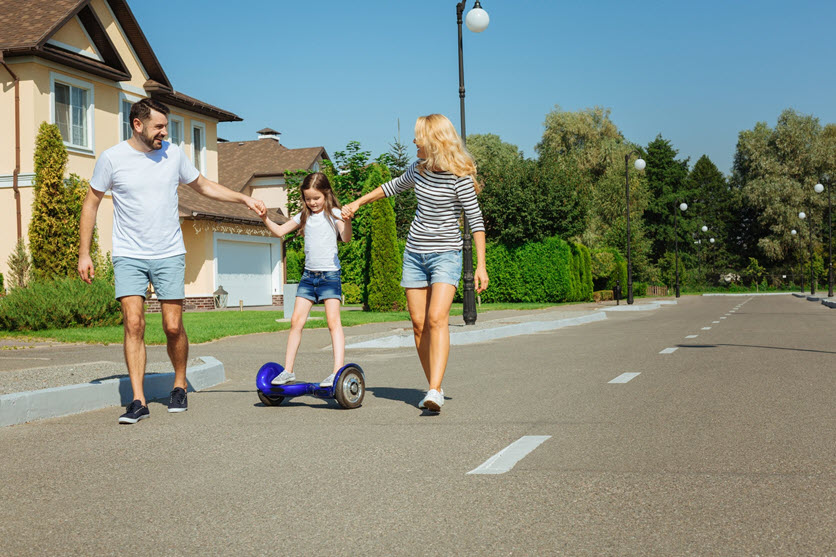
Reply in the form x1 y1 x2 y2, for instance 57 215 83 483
0 3 222 295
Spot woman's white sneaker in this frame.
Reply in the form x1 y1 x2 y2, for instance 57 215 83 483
419 389 444 412
271 371 295 385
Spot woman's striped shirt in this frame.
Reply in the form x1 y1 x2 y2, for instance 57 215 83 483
381 161 485 254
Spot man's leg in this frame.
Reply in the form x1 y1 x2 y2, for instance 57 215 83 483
160 300 188 391
121 295 147 404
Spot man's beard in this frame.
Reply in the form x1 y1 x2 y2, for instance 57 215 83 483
139 132 163 150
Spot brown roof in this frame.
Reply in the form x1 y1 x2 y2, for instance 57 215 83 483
0 0 240 121
218 140 329 193
177 185 287 225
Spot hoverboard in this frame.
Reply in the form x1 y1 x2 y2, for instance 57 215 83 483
256 362 365 409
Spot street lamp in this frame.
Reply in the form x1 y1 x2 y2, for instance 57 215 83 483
799 211 814 294
792 229 799 291
625 153 646 304
674 202 687 297
456 1 488 325
815 179 832 297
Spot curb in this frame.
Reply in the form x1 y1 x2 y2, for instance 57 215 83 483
822 299 836 308
703 292 792 297
598 301 669 311
346 312 607 349
0 357 225 427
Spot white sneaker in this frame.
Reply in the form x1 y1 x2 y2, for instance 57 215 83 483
418 388 444 409
271 371 296 385
320 373 336 387
419 389 444 412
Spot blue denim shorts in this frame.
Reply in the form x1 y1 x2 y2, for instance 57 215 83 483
296 269 342 303
401 250 462 288
113 254 186 300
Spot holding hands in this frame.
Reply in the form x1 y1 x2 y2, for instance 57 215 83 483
341 202 360 220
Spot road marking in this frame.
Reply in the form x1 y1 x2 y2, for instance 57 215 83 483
659 347 678 354
702 327 712 330
720 317 727 319
609 372 640 384
0 357 51 361
685 335 698 338
467 436 551 475
712 321 720 323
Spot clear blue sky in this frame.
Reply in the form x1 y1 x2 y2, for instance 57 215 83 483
131 0 836 176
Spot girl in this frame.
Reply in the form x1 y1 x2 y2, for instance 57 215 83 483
342 114 489 412
259 172 351 387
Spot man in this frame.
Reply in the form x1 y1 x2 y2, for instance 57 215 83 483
78 98 266 424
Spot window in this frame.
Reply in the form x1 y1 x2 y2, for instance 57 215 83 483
192 123 206 174
52 75 93 150
119 93 141 141
168 115 184 148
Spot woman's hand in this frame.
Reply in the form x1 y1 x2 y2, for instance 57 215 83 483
474 266 489 293
342 202 359 220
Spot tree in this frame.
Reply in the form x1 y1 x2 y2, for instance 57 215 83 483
367 165 405 311
732 109 828 264
642 135 690 264
685 155 735 278
387 120 415 239
28 123 96 278
6 238 31 289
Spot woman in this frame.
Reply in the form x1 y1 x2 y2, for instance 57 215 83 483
342 114 488 412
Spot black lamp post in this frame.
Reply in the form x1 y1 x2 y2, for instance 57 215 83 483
791 228 799 291
815 179 832 297
624 152 646 304
799 211 813 294
674 202 687 297
456 0 488 325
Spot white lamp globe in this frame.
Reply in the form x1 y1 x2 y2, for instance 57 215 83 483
799 212 806 219
710 238 715 243
465 6 490 33
679 202 688 211
634 158 646 171
792 229 797 235
701 225 708 232
815 183 825 193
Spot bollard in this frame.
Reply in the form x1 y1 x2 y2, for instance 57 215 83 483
614 280 621 306
239 299 243 312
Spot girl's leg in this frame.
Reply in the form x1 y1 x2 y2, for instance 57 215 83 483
284 297 314 373
405 287 431 383
323 298 344 374
424 283 457 391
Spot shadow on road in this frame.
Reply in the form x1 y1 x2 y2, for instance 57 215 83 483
677 343 836 355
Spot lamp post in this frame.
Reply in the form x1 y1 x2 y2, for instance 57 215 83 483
699 225 708 281
799 211 813 294
674 202 687 297
625 152 646 304
815 179 832 297
790 228 804 291
456 0 488 325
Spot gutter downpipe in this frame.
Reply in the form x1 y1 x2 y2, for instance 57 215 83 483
0 52 22 240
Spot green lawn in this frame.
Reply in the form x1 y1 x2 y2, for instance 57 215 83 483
0 302 562 345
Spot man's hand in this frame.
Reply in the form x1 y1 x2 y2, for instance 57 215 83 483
78 255 95 284
245 196 267 218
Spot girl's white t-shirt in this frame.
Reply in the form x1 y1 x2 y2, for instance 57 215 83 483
293 208 342 271
90 140 200 259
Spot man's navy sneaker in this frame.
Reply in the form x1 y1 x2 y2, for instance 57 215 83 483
168 387 188 413
118 400 149 424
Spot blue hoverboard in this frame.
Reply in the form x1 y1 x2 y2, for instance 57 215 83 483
256 362 365 409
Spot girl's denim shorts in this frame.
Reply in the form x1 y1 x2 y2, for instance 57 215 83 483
401 249 462 288
296 269 342 303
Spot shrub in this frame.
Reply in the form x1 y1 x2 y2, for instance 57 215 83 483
342 283 362 304
0 272 4 294
6 238 32 289
0 277 121 331
286 249 304 283
367 181 405 311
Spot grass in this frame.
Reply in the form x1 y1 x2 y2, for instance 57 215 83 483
0 302 563 345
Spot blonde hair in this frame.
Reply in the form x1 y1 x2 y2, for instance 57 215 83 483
414 114 481 193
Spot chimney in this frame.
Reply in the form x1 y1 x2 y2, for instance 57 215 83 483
257 127 281 143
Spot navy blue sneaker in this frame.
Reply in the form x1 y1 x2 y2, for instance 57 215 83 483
167 387 188 413
118 400 149 424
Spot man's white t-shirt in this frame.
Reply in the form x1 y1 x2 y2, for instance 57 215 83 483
90 140 200 259
293 208 342 271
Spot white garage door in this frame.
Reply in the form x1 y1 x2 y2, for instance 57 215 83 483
217 240 273 307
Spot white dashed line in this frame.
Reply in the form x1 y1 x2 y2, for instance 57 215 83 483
702 327 712 330
467 436 551 475
685 335 698 338
609 372 640 384
720 317 727 319
659 347 678 354
712 321 720 324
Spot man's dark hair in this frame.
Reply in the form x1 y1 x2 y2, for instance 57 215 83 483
129 98 170 129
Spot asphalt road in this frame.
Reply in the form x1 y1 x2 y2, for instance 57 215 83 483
1 295 833 556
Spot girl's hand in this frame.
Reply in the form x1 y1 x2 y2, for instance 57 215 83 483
342 202 359 220
474 266 489 293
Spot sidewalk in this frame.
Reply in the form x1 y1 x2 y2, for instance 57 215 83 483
0 298 676 426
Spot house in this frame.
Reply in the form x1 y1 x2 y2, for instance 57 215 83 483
0 0 321 309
